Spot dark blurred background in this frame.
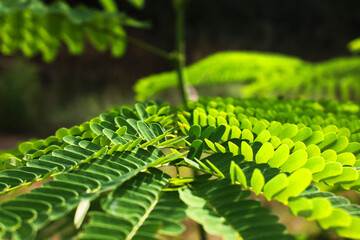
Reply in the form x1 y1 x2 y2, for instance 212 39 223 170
0 0 359 139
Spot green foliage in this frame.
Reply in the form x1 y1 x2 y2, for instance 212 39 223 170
348 38 360 53
1 97 360 239
0 0 146 62
1 1 359 240
134 51 360 101
98 0 118 13
180 179 293 240
127 0 146 9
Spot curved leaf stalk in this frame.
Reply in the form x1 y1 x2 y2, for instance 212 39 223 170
126 195 159 240
83 21 173 61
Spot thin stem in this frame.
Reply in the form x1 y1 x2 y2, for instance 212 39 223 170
89 24 173 61
126 35 173 61
173 0 188 105
175 165 180 178
91 9 189 103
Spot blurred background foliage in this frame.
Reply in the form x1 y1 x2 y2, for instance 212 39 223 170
0 0 359 137
0 59 41 132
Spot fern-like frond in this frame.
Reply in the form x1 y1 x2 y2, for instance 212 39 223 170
135 51 307 101
295 185 360 238
186 97 360 144
144 191 187 237
0 100 184 239
1 97 360 239
134 51 360 101
175 96 360 239
0 101 176 171
181 178 295 240
181 98 360 190
0 147 169 239
196 153 360 238
244 56 360 100
77 169 170 240
0 0 147 61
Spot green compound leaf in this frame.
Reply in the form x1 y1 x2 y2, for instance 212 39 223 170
0 145 171 239
1 97 360 240
135 52 360 102
79 170 177 240
185 178 295 240
179 188 239 240
0 0 147 61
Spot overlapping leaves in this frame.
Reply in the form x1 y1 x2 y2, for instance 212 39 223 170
177 97 360 239
0 0 147 61
0 145 175 239
0 101 184 239
78 170 186 240
1 97 360 239
180 178 294 240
